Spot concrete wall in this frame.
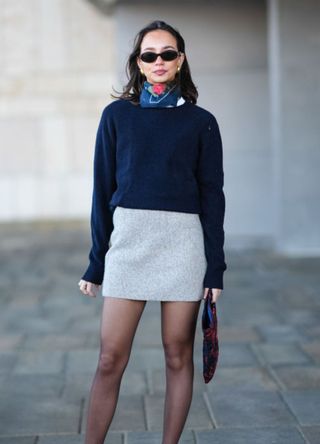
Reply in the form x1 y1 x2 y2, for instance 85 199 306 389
272 0 320 254
0 0 115 220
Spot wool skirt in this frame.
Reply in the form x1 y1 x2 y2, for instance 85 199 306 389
101 206 207 301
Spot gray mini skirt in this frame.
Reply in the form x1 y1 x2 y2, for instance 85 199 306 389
101 206 207 301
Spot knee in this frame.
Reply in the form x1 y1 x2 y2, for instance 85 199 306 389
97 349 127 376
163 342 193 372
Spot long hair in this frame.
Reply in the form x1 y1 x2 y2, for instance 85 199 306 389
111 20 198 104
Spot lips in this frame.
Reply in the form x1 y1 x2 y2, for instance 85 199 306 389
154 70 167 74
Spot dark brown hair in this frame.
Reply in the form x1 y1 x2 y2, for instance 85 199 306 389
110 20 198 104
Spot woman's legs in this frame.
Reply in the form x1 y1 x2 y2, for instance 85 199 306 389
160 300 201 444
84 296 147 444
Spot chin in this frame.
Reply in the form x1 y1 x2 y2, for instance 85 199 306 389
150 76 174 84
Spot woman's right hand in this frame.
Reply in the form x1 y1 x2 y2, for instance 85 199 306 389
78 279 101 298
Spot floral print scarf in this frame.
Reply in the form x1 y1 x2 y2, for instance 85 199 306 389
139 80 183 108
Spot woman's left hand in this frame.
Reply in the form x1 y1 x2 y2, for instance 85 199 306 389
203 287 222 303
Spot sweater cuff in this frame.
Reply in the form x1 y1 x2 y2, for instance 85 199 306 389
203 268 224 290
81 263 105 286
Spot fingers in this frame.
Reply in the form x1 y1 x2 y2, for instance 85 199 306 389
203 287 222 303
78 279 100 298
211 289 221 303
78 279 92 297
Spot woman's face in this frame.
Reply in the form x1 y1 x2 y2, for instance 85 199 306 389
137 29 185 84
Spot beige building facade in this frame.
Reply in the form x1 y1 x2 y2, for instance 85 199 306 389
1 0 319 254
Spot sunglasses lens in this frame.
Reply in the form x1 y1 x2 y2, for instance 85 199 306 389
161 50 179 61
140 50 179 63
140 52 157 63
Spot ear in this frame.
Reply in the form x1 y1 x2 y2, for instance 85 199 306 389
179 52 185 66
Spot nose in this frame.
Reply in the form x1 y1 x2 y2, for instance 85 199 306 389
155 54 164 63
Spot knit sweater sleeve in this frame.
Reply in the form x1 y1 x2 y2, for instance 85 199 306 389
81 106 117 285
197 114 227 290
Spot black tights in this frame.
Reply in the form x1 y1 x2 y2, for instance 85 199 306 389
84 297 201 444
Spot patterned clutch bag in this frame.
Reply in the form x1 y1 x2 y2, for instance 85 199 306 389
202 288 219 383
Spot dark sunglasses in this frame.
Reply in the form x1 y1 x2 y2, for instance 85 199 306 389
139 50 180 63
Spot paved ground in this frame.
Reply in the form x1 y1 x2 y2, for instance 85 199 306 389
0 220 320 444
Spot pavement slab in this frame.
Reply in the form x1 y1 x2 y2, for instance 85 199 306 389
144 394 213 431
251 343 311 365
205 366 279 391
0 352 18 374
271 365 320 390
213 343 260 367
0 222 320 442
1 374 64 397
256 324 308 343
0 438 36 444
195 426 306 443
23 334 91 351
151 368 206 394
0 335 25 351
126 430 195 443
65 350 99 374
301 341 320 363
206 388 297 427
300 426 320 444
13 351 65 375
81 395 146 433
282 390 320 426
37 431 123 443
126 347 166 371
218 326 262 343
0 394 81 436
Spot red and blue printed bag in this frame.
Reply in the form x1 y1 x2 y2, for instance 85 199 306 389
202 288 219 383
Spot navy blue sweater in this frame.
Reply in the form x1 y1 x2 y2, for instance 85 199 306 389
81 98 227 289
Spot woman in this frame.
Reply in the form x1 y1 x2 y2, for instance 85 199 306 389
78 19 227 444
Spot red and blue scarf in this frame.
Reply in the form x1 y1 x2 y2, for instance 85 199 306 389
140 80 182 108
